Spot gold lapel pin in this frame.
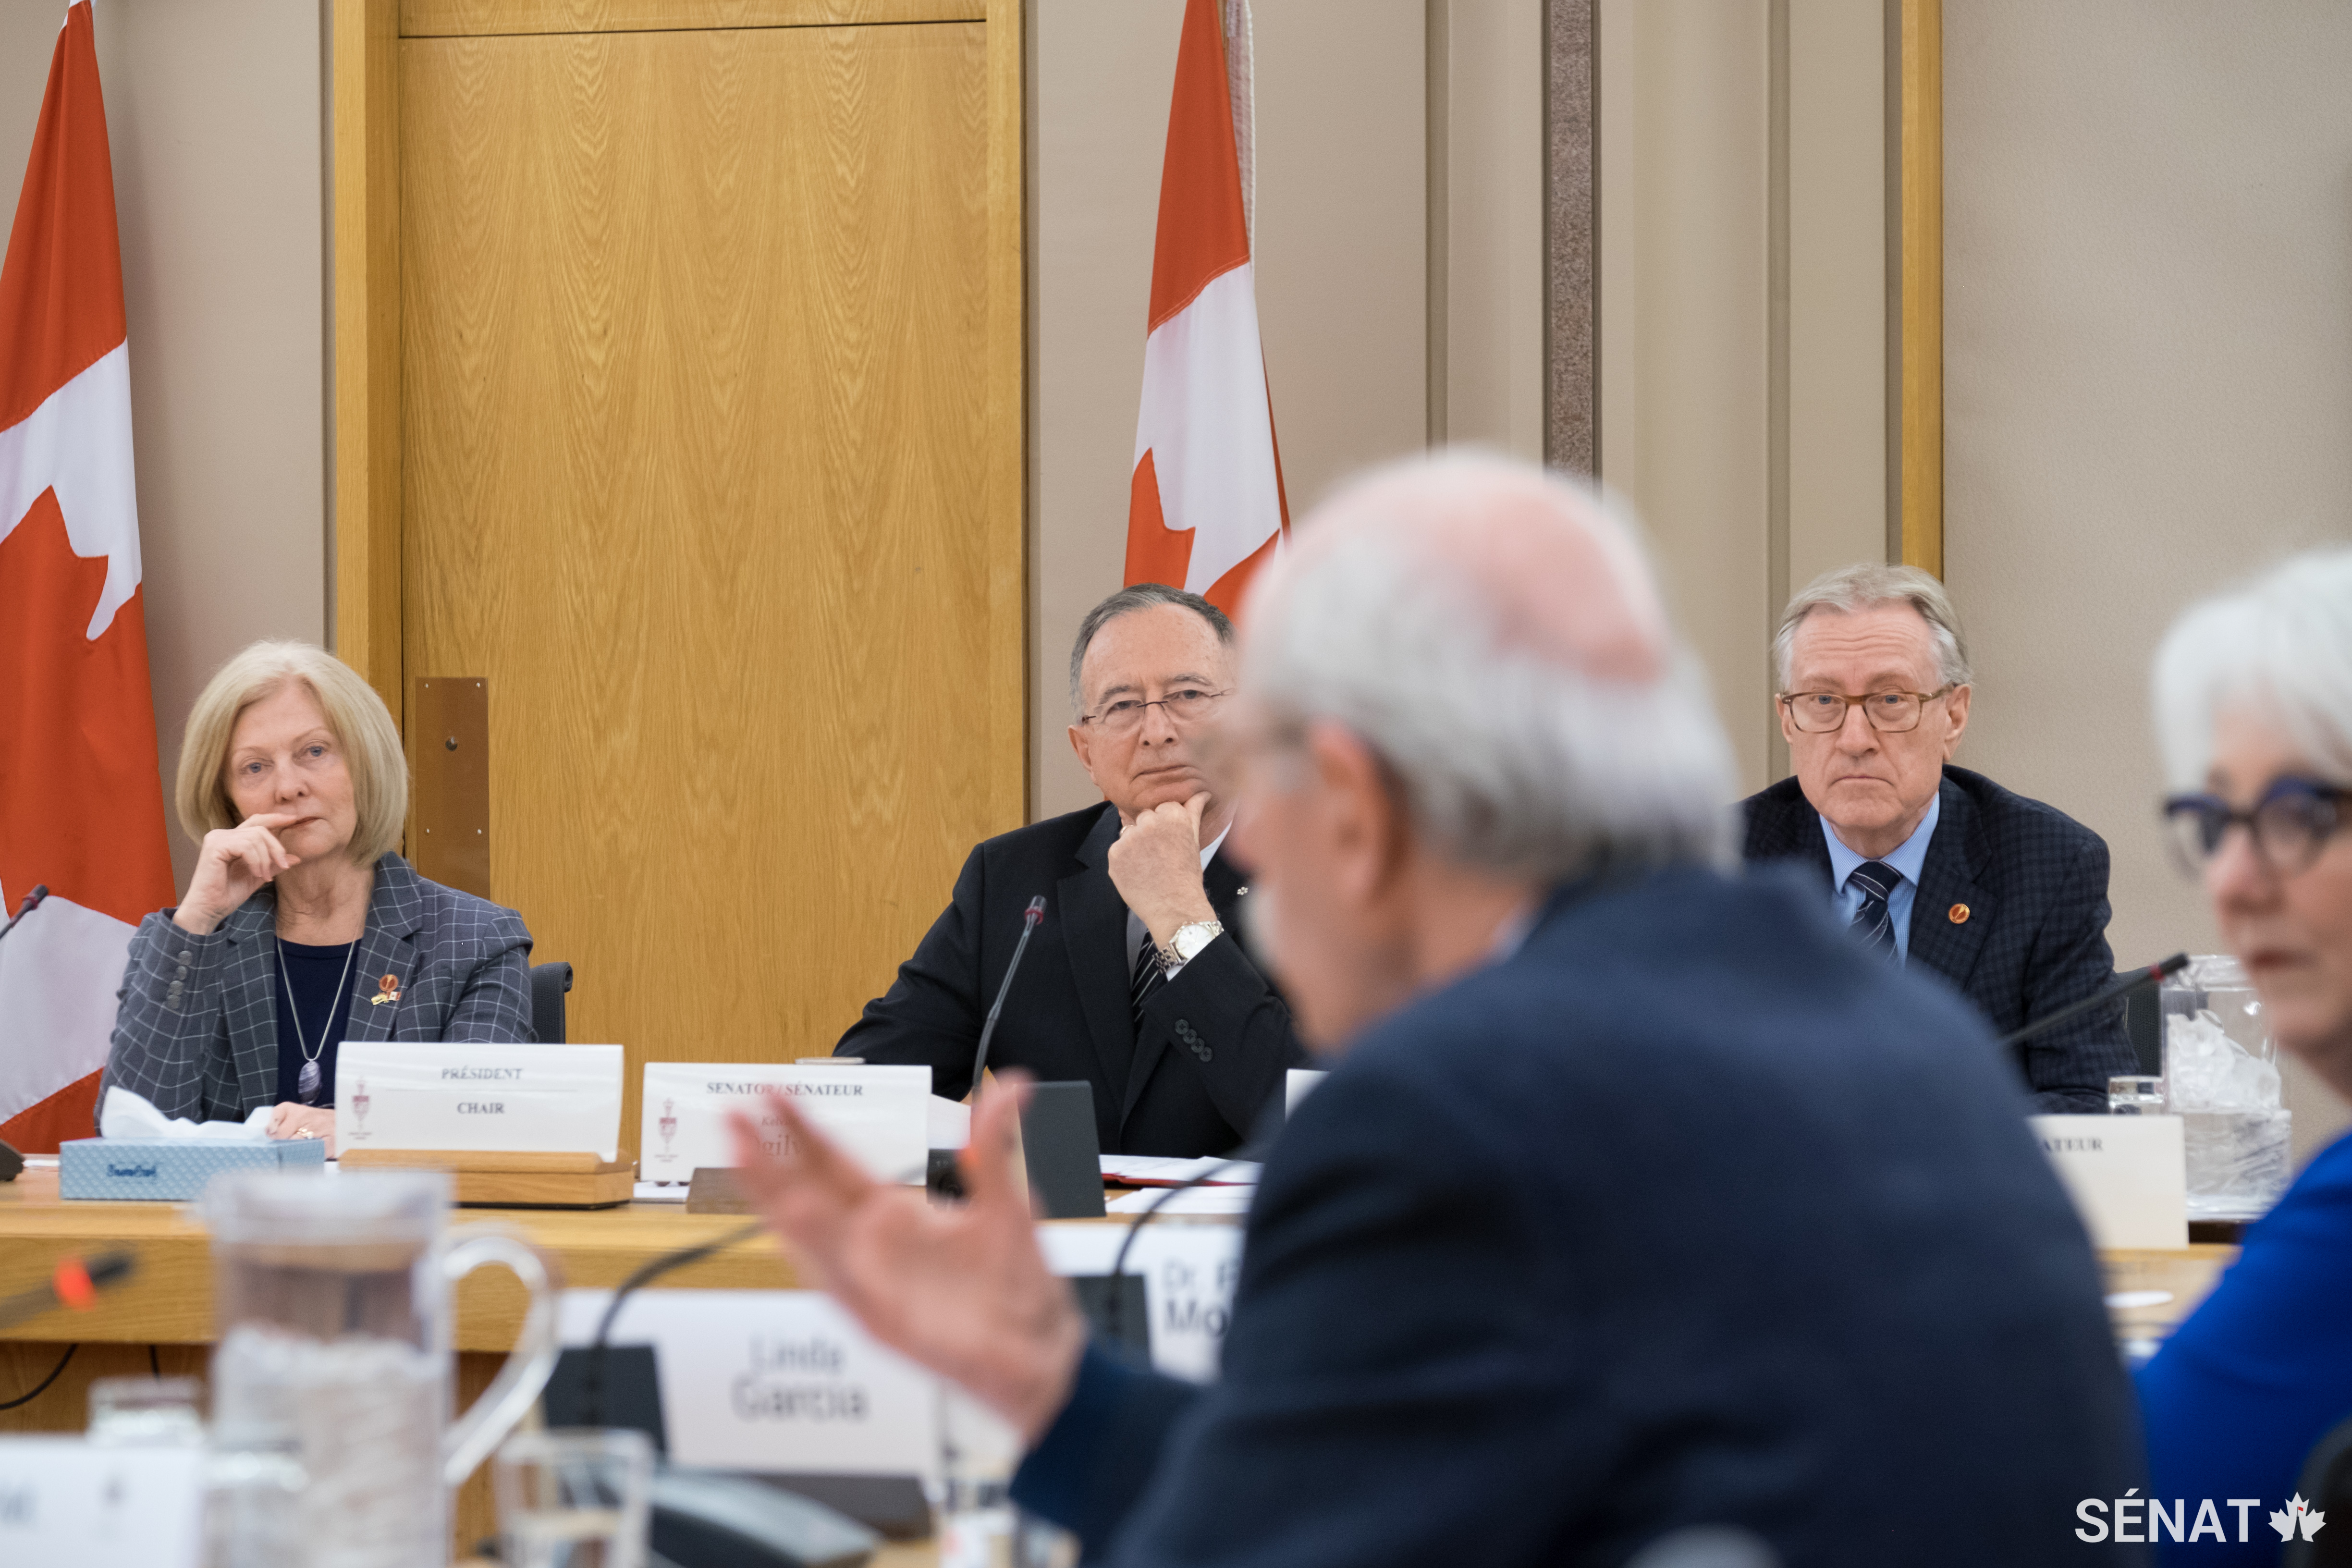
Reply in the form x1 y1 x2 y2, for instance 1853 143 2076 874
369 972 402 1005
1948 904 1970 926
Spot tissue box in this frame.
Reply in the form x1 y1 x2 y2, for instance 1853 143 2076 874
58 1137 327 1201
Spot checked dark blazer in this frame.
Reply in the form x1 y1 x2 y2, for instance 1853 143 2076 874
1741 764 2139 1113
1008 868 2144 1568
836 802 1306 1157
104 852 535 1123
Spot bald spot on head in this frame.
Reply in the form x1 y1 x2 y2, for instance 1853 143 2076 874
1267 455 1669 684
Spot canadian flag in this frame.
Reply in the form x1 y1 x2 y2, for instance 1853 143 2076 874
1124 0 1287 614
0 1 175 1151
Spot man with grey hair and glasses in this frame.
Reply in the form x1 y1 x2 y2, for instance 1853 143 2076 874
735 456 2141 1567
1742 564 2137 1111
836 582 1304 1157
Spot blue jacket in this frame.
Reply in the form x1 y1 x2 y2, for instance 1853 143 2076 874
1742 764 2141 1113
2137 1132 2352 1564
1012 864 2145 1567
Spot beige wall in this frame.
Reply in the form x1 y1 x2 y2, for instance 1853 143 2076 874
1944 0 2352 1158
1598 0 1886 792
1029 0 1541 820
0 0 328 897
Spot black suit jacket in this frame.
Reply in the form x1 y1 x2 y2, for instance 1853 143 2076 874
835 803 1305 1156
1741 763 2138 1113
1009 868 2145 1567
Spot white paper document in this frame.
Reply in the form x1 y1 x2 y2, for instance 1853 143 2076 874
1099 1154 1261 1186
640 1063 930 1186
335 1043 623 1162
1106 1186 1253 1216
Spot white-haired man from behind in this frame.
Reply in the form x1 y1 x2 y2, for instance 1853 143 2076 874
723 455 2143 1568
1741 564 2140 1111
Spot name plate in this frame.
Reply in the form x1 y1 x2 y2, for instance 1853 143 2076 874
336 1043 623 1162
0 1440 204 1568
1037 1222 1244 1383
558 1289 940 1481
641 1063 929 1186
2031 1114 2189 1250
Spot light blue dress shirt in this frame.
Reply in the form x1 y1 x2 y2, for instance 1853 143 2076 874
1821 793 1941 963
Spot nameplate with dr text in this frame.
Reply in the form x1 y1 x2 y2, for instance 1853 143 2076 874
641 1063 929 1187
2030 1113 2189 1250
336 1043 623 1163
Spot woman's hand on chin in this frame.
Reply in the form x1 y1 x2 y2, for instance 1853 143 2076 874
174 813 305 934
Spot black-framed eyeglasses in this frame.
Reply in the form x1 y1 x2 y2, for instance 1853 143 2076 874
2162 777 2352 878
1079 686 1231 736
1777 686 1956 735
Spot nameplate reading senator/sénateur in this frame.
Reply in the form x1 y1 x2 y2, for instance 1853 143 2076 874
641 1063 930 1186
2030 1113 2189 1250
336 1042 623 1162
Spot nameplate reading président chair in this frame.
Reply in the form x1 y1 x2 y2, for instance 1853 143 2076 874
336 1042 628 1207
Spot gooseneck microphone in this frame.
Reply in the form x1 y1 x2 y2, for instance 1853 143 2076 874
583 1219 768 1425
968 895 1047 1090
1995 952 2190 1051
0 884 50 946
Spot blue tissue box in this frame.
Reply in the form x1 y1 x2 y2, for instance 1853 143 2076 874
58 1136 327 1200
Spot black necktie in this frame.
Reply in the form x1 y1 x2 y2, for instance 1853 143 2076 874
1130 930 1164 1027
1848 860 1900 960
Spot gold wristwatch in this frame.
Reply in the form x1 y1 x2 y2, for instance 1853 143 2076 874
1157 919 1224 974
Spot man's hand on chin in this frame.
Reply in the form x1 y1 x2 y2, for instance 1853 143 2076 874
726 1077 1088 1447
1109 791 1219 947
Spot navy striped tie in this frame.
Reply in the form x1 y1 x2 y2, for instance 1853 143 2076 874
1131 930 1164 1027
1848 860 1901 960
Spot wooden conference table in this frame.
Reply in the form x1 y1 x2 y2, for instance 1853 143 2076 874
0 1164 2239 1563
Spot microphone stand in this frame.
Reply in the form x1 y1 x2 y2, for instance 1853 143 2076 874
1995 952 2189 1051
968 896 1047 1090
584 1219 768 1426
0 884 50 946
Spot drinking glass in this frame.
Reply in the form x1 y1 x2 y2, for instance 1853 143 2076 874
2106 1076 2167 1116
493 1428 654 1568
88 1375 204 1446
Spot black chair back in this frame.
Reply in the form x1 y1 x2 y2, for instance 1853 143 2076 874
2283 1410 2352 1567
531 961 574 1044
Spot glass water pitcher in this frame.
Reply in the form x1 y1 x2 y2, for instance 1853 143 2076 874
202 1169 561 1568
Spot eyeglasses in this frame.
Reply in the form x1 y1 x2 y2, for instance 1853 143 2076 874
2162 777 2352 878
1777 686 1956 735
1079 686 1231 736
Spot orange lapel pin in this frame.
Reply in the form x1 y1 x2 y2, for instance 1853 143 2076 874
1948 904 1970 925
369 972 402 1006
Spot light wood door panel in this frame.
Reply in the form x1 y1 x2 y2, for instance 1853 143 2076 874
401 0 982 36
400 20 1012 1154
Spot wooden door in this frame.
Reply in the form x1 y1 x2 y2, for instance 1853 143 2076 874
334 0 1024 1159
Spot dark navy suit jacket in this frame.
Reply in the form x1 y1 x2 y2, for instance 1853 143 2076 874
1010 865 2146 1568
837 804 1305 1156
1742 764 2140 1113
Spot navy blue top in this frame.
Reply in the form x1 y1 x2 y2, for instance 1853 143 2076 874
1009 866 2144 1567
272 938 357 1106
2138 1131 2352 1564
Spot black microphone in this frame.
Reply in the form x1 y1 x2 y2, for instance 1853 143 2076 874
968 895 1047 1091
1995 952 2190 1051
580 1219 767 1427
0 884 49 945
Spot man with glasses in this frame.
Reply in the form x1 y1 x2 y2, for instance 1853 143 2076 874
836 584 1304 1156
1740 564 2136 1111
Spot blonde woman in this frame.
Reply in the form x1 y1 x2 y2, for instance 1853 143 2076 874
105 642 533 1143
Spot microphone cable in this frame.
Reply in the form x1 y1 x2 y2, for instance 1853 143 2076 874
585 1219 769 1426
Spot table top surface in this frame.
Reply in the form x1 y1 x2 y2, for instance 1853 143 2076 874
0 1163 2242 1351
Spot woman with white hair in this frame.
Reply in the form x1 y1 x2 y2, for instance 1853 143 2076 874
2136 549 2352 1551
104 642 534 1145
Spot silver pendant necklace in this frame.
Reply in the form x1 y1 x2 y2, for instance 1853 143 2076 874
277 937 358 1105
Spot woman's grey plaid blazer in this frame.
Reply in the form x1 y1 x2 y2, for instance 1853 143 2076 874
104 852 535 1123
